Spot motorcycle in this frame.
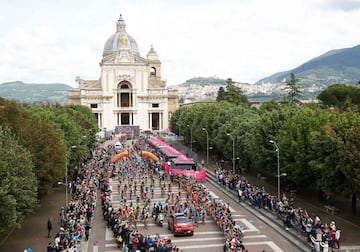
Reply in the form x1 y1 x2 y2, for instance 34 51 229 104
156 213 164 227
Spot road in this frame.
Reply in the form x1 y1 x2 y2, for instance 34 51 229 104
5 137 358 252
101 169 302 252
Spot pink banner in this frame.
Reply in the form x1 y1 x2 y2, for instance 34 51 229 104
162 162 206 181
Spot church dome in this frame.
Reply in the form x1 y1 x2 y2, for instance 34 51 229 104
103 14 139 55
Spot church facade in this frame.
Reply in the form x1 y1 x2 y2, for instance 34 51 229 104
68 14 179 133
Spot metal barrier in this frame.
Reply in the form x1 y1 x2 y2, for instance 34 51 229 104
310 235 329 252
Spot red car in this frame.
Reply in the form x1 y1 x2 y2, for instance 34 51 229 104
168 213 194 236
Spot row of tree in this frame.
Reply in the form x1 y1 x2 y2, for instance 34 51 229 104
170 78 360 215
0 97 98 236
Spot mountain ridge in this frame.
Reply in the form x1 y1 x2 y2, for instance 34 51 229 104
255 44 360 85
0 81 71 104
1 44 360 104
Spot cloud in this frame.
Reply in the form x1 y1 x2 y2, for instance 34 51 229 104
320 0 360 11
0 0 359 86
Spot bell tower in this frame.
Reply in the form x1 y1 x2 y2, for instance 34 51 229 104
147 45 165 88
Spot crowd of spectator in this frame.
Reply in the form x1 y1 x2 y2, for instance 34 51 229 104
47 145 103 252
46 135 341 252
214 166 341 251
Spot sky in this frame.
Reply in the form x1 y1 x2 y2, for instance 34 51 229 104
0 0 360 87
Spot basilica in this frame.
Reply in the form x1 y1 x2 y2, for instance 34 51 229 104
68 14 179 134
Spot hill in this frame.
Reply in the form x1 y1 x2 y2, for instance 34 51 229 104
2 44 360 104
0 81 71 104
171 44 360 103
171 77 258 103
256 44 360 86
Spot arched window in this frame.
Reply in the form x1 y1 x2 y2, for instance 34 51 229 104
120 83 130 89
117 81 133 107
150 67 156 76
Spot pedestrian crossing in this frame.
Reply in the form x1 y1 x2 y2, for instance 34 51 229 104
99 171 289 252
104 229 278 252
102 138 288 251
103 229 285 252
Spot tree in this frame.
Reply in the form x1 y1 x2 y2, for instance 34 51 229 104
64 105 98 149
28 104 98 192
0 127 38 236
218 78 248 105
276 107 325 188
284 73 302 104
317 84 360 110
306 110 347 204
338 124 360 215
0 99 65 195
21 114 65 195
248 103 298 174
211 104 260 172
216 86 225 102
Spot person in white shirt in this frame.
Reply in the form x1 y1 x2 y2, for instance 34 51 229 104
54 236 60 251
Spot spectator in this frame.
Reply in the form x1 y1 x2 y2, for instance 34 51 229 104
47 217 53 238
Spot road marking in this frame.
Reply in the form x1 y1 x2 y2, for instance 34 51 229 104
243 234 267 239
105 227 113 241
229 206 236 212
105 234 269 250
105 171 284 252
236 218 259 232
179 243 224 249
171 234 267 243
105 230 223 241
231 214 245 217
168 236 224 243
207 190 219 199
244 241 284 252
178 240 284 251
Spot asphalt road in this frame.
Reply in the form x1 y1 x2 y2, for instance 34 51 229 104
100 169 302 252
1 138 360 252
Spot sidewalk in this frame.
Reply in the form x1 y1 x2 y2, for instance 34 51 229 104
86 190 106 252
239 172 360 247
0 187 67 252
194 150 360 248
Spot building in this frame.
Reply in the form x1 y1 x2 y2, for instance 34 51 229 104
68 14 179 133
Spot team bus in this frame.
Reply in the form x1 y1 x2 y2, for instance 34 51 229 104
147 136 206 181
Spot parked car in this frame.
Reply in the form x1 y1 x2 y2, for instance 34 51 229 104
168 213 194 236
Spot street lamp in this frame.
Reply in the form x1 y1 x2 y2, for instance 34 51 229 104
227 133 235 174
176 123 181 140
187 124 193 152
65 145 76 207
236 157 241 173
202 128 209 166
269 140 280 199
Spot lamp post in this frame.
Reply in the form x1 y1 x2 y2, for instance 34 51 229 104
65 145 76 207
227 133 235 174
269 140 280 199
176 123 181 140
187 124 193 152
202 128 209 166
